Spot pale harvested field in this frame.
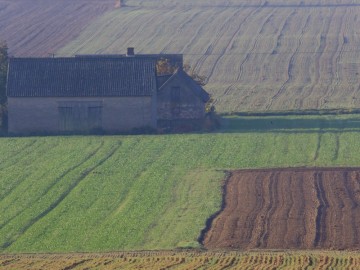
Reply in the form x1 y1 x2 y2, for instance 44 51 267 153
204 168 360 250
59 0 360 112
1 251 360 269
0 0 114 56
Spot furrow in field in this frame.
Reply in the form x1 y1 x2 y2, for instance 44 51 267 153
313 132 322 161
301 8 335 109
316 8 346 108
204 6 267 82
325 7 355 108
344 173 359 245
230 8 296 111
0 139 64 206
129 8 192 53
0 142 121 251
179 8 226 54
283 173 306 248
278 173 294 248
160 8 203 53
236 9 277 82
0 140 105 230
313 172 327 247
257 172 277 248
333 133 340 161
204 168 360 250
0 139 38 171
190 7 246 73
223 7 297 112
266 10 312 110
0 0 114 56
298 9 335 108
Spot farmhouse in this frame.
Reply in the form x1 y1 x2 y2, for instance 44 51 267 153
157 68 210 129
6 51 210 134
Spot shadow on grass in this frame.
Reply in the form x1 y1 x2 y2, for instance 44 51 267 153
219 115 360 133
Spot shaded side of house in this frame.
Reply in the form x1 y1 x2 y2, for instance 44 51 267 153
157 68 210 130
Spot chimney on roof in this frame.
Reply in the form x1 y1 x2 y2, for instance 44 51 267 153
127 47 135 56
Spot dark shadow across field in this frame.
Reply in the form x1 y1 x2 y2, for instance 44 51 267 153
128 3 360 9
219 115 360 133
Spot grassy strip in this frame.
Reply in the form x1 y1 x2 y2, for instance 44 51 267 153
221 108 360 117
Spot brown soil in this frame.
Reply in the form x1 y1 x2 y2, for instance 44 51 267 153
203 167 360 250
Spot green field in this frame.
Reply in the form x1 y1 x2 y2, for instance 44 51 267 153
58 0 360 113
2 115 360 253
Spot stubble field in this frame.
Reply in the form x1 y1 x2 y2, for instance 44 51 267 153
2 250 360 269
0 0 114 56
57 0 360 113
2 0 360 112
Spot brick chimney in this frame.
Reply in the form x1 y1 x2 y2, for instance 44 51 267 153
127 47 135 56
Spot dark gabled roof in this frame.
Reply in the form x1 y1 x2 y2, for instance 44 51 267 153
7 57 157 97
159 68 210 102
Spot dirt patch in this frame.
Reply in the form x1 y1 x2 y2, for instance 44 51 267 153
203 167 360 250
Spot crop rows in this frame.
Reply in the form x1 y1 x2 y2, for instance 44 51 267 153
58 1 360 113
204 168 360 250
1 251 360 269
1 115 360 252
0 0 114 56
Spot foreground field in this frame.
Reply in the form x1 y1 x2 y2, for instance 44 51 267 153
57 0 360 113
1 250 360 269
2 115 360 253
204 168 360 250
0 0 114 56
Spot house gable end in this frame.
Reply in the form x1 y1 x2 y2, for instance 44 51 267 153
158 69 210 103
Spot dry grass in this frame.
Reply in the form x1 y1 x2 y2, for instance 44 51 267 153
58 0 360 113
0 0 114 57
1 250 360 269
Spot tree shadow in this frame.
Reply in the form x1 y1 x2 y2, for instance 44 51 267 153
218 115 360 133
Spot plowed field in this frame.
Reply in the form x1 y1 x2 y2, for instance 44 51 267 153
0 0 114 56
204 168 360 250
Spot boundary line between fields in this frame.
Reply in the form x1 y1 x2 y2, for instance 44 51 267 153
197 170 232 246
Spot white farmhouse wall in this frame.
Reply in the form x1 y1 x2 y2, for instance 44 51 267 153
8 96 157 134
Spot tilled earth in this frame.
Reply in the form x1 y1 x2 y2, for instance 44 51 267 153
203 167 360 250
